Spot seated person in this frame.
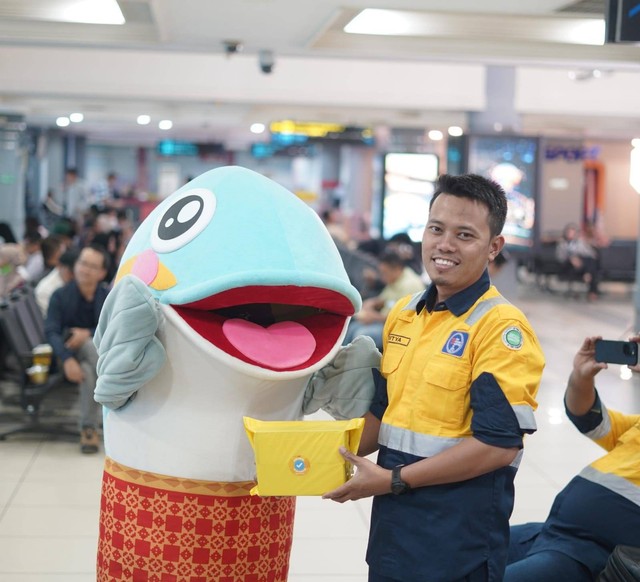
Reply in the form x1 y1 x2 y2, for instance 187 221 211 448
35 248 78 316
45 243 110 454
555 223 600 300
505 334 640 582
342 250 424 349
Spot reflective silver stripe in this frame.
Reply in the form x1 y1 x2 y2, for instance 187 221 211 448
585 401 611 441
380 422 525 468
579 465 640 507
379 422 464 457
510 449 524 469
464 296 511 326
513 404 537 432
401 292 425 312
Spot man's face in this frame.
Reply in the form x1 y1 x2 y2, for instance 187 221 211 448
422 193 504 302
74 248 106 287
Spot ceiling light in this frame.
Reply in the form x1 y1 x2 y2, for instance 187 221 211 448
137 115 151 125
250 123 266 134
448 126 463 137
56 117 70 127
344 9 417 35
428 130 443 141
62 0 125 25
566 19 605 46
69 112 84 123
159 120 173 130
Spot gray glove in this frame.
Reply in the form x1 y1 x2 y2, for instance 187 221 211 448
303 335 381 420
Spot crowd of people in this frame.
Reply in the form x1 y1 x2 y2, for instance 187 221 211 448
0 172 135 453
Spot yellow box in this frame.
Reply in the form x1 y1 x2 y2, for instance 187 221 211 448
243 416 365 497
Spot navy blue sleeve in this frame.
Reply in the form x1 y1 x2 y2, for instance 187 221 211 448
369 368 388 420
565 389 603 433
470 372 523 449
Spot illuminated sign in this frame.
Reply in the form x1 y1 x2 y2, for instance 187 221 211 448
545 145 600 162
270 120 374 145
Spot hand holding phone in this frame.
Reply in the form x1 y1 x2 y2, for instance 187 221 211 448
594 339 638 366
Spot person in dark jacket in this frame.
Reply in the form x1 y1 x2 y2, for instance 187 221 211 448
45 243 110 453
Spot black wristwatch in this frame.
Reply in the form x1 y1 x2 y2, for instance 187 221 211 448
390 465 411 495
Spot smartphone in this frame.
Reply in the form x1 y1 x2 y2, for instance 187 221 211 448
594 339 638 366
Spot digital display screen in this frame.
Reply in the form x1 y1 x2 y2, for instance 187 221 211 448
381 153 439 242
466 136 539 248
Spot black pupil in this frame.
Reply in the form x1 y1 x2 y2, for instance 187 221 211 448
158 195 204 240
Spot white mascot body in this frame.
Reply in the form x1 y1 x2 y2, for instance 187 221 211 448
94 166 378 581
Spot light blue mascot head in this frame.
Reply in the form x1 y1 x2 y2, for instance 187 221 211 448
116 166 361 374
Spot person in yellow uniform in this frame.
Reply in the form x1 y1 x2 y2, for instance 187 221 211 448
323 173 545 582
505 335 640 581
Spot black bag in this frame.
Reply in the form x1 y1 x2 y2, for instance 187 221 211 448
599 546 640 582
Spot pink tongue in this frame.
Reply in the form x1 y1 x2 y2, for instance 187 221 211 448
222 319 316 369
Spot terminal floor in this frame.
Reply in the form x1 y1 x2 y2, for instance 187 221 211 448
0 284 639 581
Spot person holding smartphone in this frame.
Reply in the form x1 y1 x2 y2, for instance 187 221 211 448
505 335 640 581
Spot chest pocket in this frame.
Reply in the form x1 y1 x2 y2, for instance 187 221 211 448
380 343 407 377
415 357 472 432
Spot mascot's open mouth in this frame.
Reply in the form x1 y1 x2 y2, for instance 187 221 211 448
172 285 354 372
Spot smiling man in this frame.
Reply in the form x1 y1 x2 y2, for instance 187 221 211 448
323 173 545 582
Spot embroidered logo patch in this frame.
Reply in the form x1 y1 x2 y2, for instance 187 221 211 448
502 327 524 350
442 331 469 357
290 456 310 476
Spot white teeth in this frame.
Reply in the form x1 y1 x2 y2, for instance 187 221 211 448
434 258 455 266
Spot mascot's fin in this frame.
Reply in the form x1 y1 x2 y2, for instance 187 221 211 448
303 335 380 420
94 275 166 409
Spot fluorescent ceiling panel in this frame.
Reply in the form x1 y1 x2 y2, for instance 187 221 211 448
344 9 604 46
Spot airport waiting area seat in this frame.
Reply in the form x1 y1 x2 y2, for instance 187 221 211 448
0 288 78 441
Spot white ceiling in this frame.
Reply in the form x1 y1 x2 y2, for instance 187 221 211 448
1 0 640 146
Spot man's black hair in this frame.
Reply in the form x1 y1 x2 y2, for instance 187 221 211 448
429 174 508 237
84 242 111 274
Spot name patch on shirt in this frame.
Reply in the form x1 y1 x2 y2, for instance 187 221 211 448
442 331 469 357
388 334 410 346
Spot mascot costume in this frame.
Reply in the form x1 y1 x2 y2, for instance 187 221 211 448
93 166 379 581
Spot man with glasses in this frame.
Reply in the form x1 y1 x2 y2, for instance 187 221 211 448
45 243 110 453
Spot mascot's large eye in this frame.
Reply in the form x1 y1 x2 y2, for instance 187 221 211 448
151 188 216 253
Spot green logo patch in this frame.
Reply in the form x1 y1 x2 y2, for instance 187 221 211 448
502 327 523 350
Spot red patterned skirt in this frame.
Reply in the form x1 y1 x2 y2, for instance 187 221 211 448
97 457 296 582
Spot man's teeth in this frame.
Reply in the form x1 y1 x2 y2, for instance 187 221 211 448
435 258 456 266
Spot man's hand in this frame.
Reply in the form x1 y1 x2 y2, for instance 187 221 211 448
572 336 607 381
322 447 391 503
64 327 91 351
63 357 84 383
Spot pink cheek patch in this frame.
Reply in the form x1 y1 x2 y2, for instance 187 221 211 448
222 319 316 369
131 249 160 286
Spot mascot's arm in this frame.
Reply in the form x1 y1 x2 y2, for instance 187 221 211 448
93 275 166 410
303 335 381 420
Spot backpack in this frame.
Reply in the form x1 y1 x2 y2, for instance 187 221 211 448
599 546 640 582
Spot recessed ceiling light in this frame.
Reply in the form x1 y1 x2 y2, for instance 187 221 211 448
428 130 443 141
250 123 266 134
62 0 125 25
159 120 173 130
344 9 416 35
137 115 151 125
56 117 70 127
69 113 84 123
448 126 463 137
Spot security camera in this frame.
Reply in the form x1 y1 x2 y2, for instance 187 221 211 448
222 40 243 56
258 50 275 74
